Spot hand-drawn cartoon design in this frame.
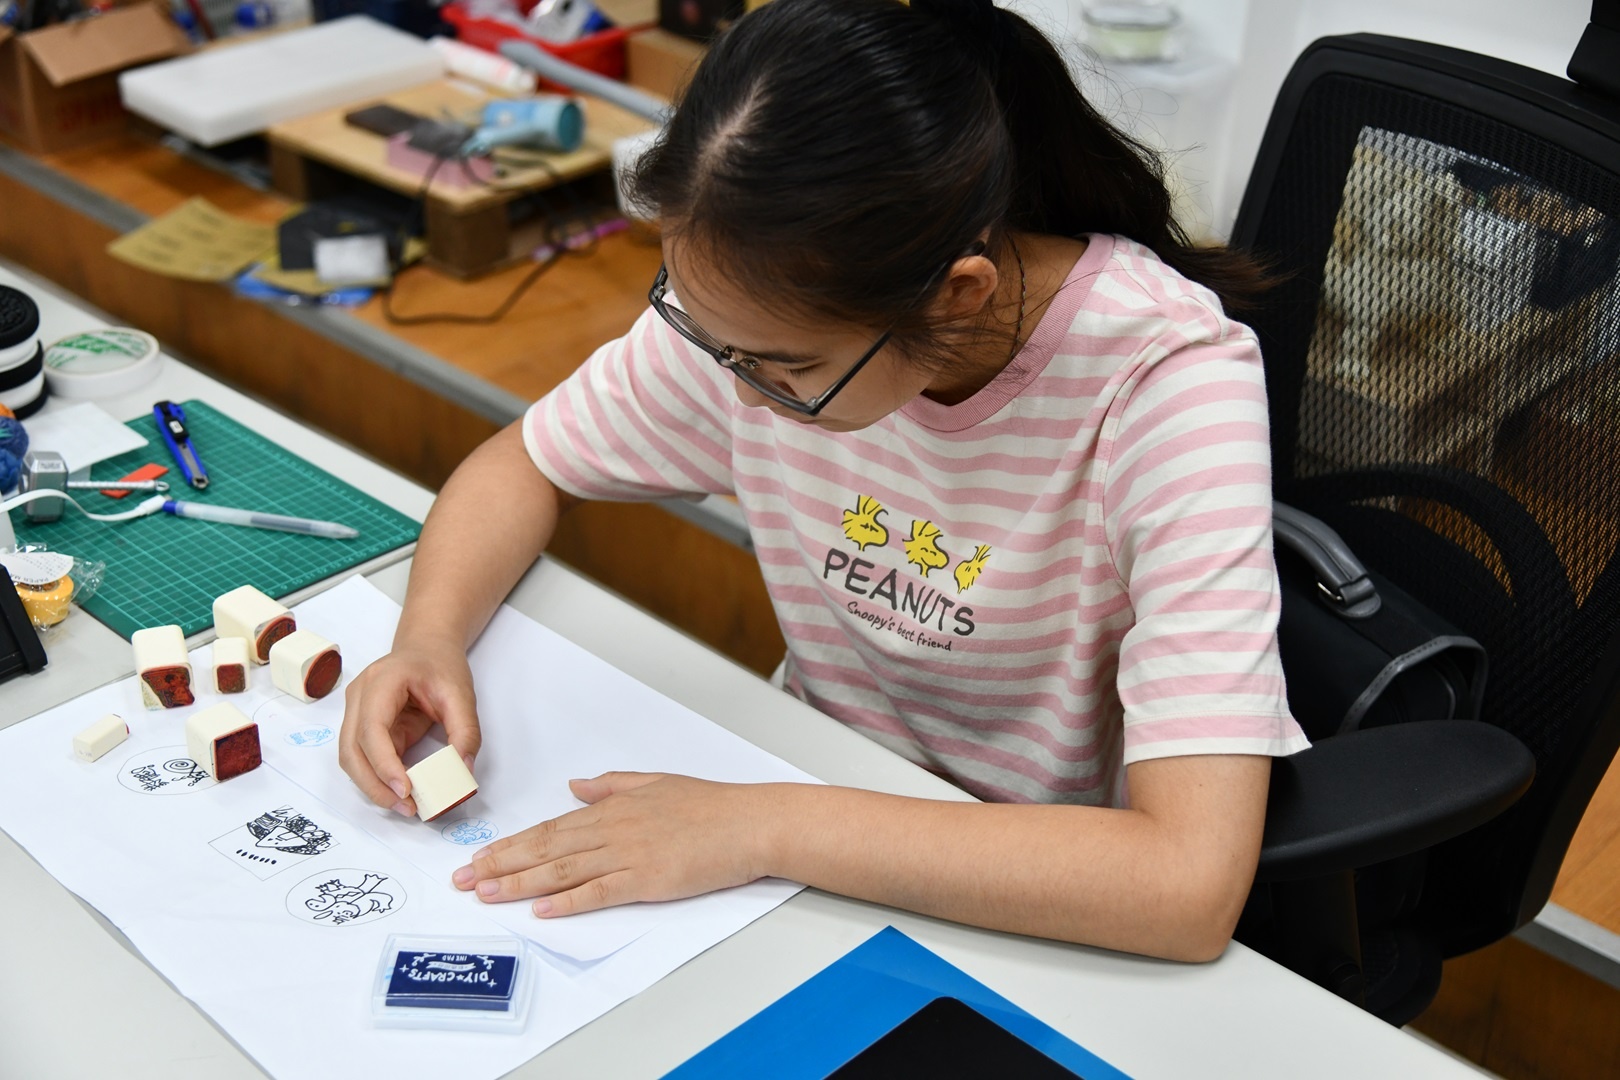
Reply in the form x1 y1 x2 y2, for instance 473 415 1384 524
903 520 949 578
286 868 405 927
285 726 336 748
247 806 334 855
953 544 993 594
440 818 499 846
211 805 339 880
841 494 889 551
118 747 217 795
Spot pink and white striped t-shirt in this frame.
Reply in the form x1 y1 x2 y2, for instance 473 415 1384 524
524 235 1308 806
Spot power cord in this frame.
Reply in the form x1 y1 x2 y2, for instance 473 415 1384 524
380 147 607 327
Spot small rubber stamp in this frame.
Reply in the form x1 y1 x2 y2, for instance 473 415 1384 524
406 746 478 822
213 635 250 694
73 713 129 762
269 629 342 702
186 702 262 781
131 624 194 709
212 584 296 664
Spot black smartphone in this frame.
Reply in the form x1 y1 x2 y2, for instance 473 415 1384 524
343 104 427 139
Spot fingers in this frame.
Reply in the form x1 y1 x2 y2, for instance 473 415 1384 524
532 871 639 917
423 679 481 774
568 771 662 804
357 706 417 816
339 673 413 813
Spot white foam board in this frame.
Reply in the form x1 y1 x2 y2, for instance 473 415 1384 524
118 16 445 147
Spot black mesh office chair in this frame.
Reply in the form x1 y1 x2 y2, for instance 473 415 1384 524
1229 8 1620 1025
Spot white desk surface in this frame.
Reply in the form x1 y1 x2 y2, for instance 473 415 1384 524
0 262 1482 1078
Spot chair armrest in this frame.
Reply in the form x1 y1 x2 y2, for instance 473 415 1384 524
1257 720 1534 882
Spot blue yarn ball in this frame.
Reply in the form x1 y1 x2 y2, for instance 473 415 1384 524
0 415 28 493
0 448 19 493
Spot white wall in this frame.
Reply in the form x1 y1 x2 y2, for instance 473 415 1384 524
1006 0 1597 238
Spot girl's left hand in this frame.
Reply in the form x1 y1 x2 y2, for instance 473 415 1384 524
450 772 780 916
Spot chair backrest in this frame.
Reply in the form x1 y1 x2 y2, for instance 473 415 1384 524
1232 32 1620 956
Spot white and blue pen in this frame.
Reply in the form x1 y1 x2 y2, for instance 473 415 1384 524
162 499 359 540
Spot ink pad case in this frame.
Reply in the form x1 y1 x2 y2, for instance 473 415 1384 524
372 934 534 1032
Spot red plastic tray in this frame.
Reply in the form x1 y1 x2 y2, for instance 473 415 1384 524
441 2 637 86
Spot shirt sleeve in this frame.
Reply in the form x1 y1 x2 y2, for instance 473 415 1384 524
1101 310 1310 765
523 306 739 501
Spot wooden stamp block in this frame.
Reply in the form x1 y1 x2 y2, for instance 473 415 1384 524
131 624 194 709
73 714 129 762
269 629 342 702
406 745 478 822
185 702 262 781
213 585 296 665
212 636 251 694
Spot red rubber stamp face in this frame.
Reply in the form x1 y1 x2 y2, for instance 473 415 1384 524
217 663 247 694
304 649 342 700
142 666 195 708
213 726 262 781
256 616 297 663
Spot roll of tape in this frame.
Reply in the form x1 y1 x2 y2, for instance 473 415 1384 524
42 329 162 400
0 335 39 372
0 368 46 417
0 342 42 391
16 575 74 627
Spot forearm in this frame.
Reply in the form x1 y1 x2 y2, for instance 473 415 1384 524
758 762 1266 961
397 421 578 652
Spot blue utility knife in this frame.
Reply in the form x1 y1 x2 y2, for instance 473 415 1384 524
153 401 209 490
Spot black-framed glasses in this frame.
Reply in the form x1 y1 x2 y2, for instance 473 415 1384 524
649 264 893 417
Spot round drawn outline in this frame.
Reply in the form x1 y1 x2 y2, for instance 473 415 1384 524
285 867 406 928
439 818 500 846
118 745 217 796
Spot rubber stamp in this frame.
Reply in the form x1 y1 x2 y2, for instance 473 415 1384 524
186 702 262 781
73 713 129 762
212 635 250 693
131 624 194 709
406 746 478 822
269 629 342 702
212 584 295 664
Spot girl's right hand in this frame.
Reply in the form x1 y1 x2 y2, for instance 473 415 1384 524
339 642 481 818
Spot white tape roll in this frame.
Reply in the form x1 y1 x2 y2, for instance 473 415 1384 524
42 329 162 400
0 368 45 413
0 335 38 372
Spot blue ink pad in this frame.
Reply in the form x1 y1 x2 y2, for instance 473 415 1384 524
386 950 518 1010
372 935 534 1032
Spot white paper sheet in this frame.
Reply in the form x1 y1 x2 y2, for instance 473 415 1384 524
23 402 150 474
0 576 817 1078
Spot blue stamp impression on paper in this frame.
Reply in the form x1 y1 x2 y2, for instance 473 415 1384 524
285 726 336 748
440 818 498 846
386 951 519 1011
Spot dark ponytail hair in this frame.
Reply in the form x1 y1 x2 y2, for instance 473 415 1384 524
629 0 1268 359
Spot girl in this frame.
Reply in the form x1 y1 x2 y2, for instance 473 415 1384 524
340 0 1308 962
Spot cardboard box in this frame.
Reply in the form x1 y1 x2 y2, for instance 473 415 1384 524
627 27 705 101
0 3 190 154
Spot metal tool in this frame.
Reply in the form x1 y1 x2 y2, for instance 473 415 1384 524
18 451 170 521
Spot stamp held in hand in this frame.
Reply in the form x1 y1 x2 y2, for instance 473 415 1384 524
407 746 478 822
131 624 194 709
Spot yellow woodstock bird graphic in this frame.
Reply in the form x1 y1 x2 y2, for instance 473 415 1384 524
841 494 889 551
954 545 992 594
903 520 950 578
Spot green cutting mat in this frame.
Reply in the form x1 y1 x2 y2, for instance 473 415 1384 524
14 400 421 640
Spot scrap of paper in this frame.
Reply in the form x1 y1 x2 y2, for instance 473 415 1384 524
107 197 278 283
